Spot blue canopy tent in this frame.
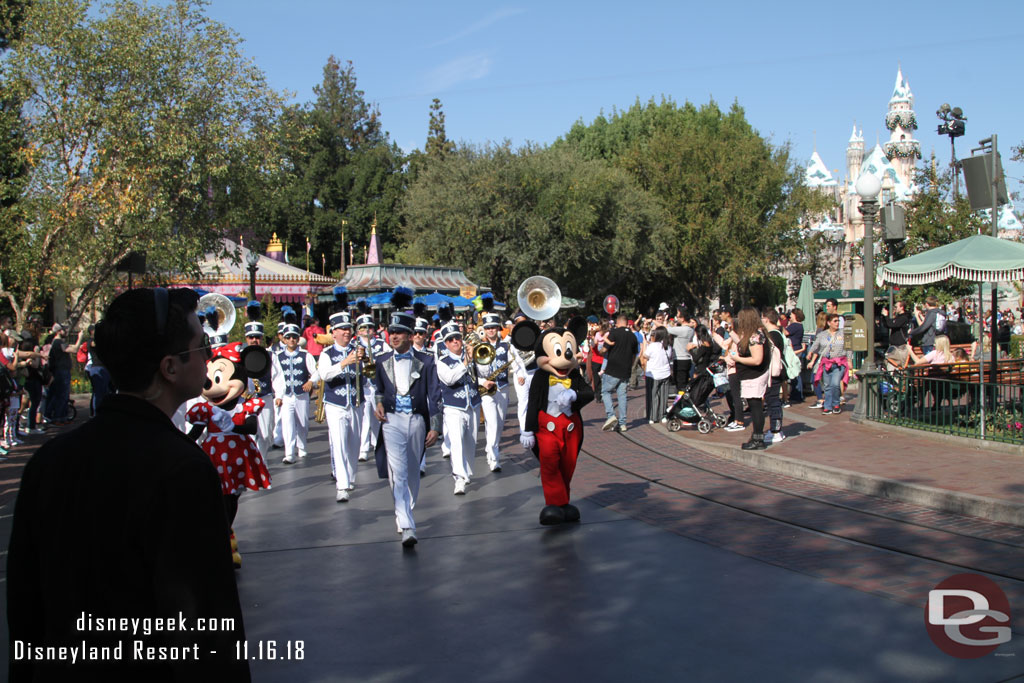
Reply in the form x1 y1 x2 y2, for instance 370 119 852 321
412 291 456 308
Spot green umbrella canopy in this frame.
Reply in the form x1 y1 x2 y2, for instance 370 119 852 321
880 234 1024 285
796 274 815 316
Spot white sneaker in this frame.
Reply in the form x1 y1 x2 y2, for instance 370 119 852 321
336 489 349 503
772 432 786 444
602 415 618 431
454 479 467 495
649 420 655 424
401 529 418 547
660 418 668 424
723 422 745 432
298 450 307 459
490 463 502 473
282 455 296 464
358 452 369 462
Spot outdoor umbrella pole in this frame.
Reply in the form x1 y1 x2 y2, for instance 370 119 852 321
979 283 985 438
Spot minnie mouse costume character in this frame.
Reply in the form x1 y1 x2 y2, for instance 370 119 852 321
511 316 594 525
186 341 273 567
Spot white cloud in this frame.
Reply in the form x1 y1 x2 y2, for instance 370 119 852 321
428 7 525 48
425 53 493 92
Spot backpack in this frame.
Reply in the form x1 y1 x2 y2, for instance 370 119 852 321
76 341 89 364
768 335 784 379
782 334 802 380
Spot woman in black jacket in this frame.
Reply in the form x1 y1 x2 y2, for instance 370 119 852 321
881 301 912 369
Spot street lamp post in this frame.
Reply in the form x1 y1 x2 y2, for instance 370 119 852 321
936 103 966 199
853 173 881 419
246 248 260 301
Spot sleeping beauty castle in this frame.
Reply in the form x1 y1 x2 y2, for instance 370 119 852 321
803 67 1022 290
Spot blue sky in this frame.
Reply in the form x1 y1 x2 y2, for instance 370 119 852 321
205 0 1024 196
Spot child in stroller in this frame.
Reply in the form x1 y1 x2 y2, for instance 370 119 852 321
666 358 729 433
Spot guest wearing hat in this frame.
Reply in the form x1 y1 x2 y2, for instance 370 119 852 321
317 287 364 501
244 301 275 458
372 288 442 546
271 319 319 464
435 310 480 495
474 294 511 473
355 299 391 462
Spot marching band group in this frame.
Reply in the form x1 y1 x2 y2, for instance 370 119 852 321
219 287 538 549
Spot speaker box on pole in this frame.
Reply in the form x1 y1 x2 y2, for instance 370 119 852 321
115 251 147 274
961 153 1008 211
880 204 905 241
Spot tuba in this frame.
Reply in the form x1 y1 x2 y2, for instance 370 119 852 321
198 293 237 338
516 276 561 322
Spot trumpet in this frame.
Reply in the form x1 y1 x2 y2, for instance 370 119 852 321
359 338 377 380
465 330 496 365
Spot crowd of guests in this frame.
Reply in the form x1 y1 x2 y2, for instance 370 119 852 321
0 315 113 456
577 299 855 450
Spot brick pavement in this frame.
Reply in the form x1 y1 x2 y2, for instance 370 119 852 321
677 383 1024 503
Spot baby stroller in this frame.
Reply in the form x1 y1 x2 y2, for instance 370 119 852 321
666 359 729 434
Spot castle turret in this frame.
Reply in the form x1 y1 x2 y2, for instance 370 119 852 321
883 67 921 190
846 125 864 183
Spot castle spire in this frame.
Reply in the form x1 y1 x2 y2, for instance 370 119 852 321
883 65 921 191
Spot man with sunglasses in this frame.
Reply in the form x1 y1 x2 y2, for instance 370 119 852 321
8 287 250 681
373 308 441 547
435 320 480 496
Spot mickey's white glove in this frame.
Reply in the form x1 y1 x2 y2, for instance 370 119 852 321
520 431 536 451
556 389 577 409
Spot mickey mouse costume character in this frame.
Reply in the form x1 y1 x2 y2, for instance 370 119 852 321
511 315 594 525
186 341 273 567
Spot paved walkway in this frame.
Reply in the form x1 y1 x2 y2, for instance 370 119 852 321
0 391 1021 681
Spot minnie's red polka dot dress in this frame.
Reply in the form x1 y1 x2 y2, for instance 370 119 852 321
187 399 272 495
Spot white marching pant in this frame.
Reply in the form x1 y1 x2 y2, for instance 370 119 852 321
443 405 478 482
279 393 309 458
272 396 284 447
381 412 425 531
480 387 509 468
325 403 362 491
514 372 535 433
359 382 379 456
255 399 275 458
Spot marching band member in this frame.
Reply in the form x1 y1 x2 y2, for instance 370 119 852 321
510 310 538 434
411 302 431 476
436 304 455 461
271 315 288 449
411 302 430 353
435 313 480 495
317 287 364 502
475 295 511 473
244 300 275 459
373 289 442 547
271 318 319 464
356 299 391 461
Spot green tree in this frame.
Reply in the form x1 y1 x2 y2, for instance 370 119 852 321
280 56 405 269
0 0 283 328
401 143 672 309
425 98 455 160
561 97 829 308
